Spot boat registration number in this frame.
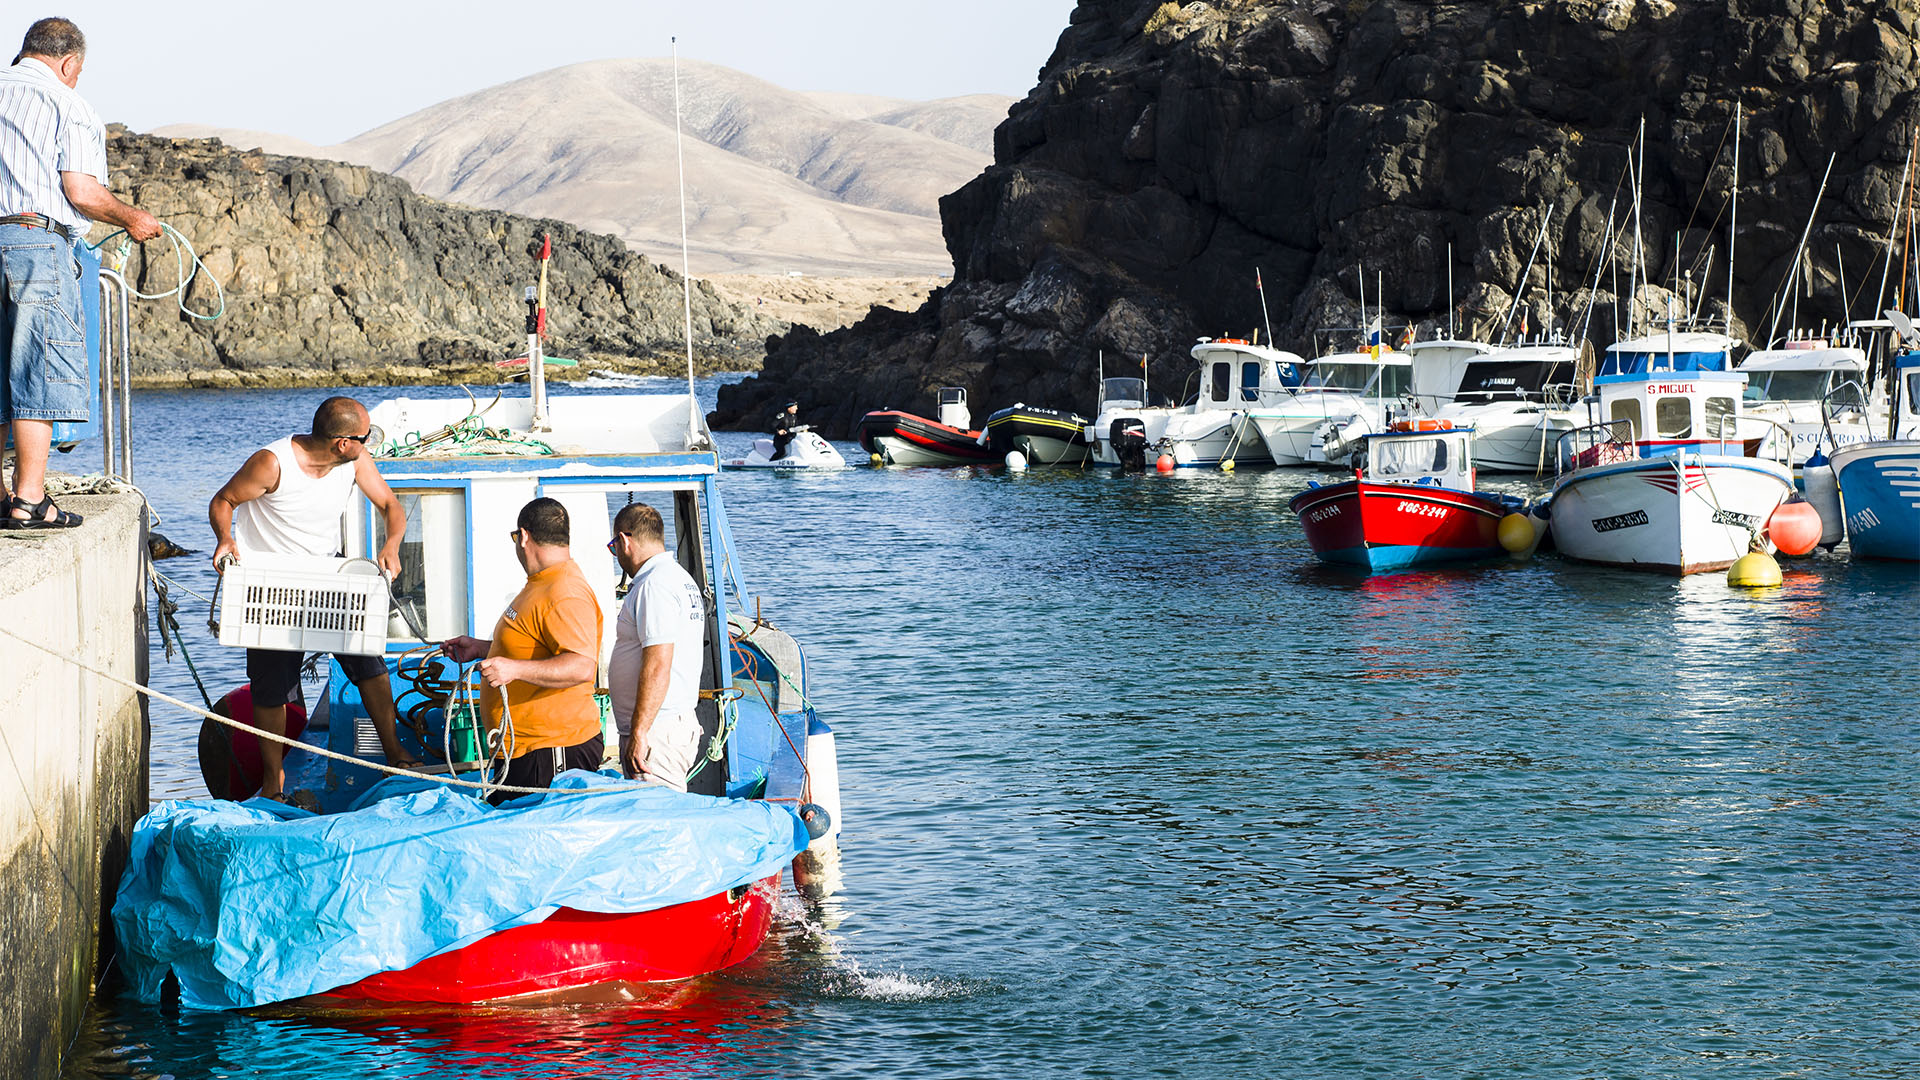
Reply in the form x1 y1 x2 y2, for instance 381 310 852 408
1307 505 1342 523
1711 509 1759 530
1395 500 1449 519
1592 509 1649 532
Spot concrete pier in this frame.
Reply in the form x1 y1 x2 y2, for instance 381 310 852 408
0 494 149 1080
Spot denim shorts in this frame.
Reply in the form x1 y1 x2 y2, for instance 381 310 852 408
0 224 90 423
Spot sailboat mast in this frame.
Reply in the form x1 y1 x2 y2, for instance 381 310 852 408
1727 103 1740 330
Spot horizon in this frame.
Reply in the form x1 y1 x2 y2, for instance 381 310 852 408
33 0 1076 144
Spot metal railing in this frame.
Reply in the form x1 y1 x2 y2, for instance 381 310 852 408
97 268 133 483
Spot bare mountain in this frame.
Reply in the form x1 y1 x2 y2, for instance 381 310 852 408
153 61 1012 276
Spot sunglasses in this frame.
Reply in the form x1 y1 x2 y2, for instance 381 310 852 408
508 529 523 544
606 532 628 553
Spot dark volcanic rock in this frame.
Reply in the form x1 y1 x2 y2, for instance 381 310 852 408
714 0 1920 435
103 129 781 385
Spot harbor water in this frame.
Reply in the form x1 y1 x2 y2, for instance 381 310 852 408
64 378 1920 1079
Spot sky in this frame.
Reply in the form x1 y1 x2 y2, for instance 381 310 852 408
35 0 1078 144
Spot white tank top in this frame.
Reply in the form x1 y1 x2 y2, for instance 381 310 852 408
232 437 358 557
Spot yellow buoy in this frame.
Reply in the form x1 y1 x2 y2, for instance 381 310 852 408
1219 459 1236 472
1497 513 1536 554
868 452 884 466
1727 551 1782 587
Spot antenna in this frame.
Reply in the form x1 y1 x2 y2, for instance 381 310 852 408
1255 267 1274 348
1447 241 1455 338
673 37 702 447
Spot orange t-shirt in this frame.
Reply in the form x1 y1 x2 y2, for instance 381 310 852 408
480 559 603 756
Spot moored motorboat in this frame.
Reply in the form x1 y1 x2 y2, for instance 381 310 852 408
1428 342 1581 472
859 387 997 466
1547 366 1797 574
1088 337 1298 467
1253 343 1413 466
1735 337 1878 470
1824 344 1920 560
1289 423 1529 572
983 403 1091 465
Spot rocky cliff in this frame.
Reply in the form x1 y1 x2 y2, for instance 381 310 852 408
103 129 782 387
713 0 1920 434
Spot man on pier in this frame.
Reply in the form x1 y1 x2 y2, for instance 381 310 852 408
209 396 418 798
0 17 160 530
443 497 605 802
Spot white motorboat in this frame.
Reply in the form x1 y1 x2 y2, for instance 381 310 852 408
1429 342 1582 473
1547 367 1796 574
722 425 847 470
1250 348 1413 466
1735 338 1878 470
1402 338 1495 416
1087 338 1300 467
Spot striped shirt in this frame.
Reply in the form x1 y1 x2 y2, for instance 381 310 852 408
0 57 107 232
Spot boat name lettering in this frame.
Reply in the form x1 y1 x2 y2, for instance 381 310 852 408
1395 500 1450 519
1710 509 1759 530
1307 505 1342 523
1592 510 1650 532
1646 383 1696 395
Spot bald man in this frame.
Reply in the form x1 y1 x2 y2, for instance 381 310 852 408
209 396 416 798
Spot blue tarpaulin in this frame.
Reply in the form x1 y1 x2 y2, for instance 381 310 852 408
112 772 810 1009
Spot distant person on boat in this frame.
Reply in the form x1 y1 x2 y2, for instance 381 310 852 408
769 400 800 460
606 503 706 791
208 396 418 797
442 497 604 802
0 17 160 531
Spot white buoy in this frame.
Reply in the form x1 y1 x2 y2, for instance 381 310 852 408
1005 450 1028 472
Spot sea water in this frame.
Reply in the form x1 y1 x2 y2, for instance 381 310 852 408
63 378 1920 1079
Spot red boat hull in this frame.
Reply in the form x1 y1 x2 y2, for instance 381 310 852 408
1290 481 1512 571
322 875 780 1004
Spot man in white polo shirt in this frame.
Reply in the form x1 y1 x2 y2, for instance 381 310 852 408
606 503 706 790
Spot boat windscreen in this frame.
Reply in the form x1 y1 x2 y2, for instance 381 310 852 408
1101 377 1146 408
1456 359 1574 400
1304 363 1379 391
1601 349 1729 376
1370 435 1455 479
1744 370 1830 402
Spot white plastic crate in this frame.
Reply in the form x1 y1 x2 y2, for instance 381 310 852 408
217 554 390 656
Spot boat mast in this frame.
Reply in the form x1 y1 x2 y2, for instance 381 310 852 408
1447 242 1455 339
1727 103 1740 332
1766 152 1835 348
672 37 702 446
1255 267 1275 348
1628 118 1644 338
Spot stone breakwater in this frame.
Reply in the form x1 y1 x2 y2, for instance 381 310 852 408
714 0 1920 436
103 128 783 387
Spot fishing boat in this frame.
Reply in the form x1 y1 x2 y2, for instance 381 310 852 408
1087 338 1297 467
1427 342 1581 472
723 424 848 469
1288 423 1530 572
114 382 841 1009
983 403 1091 466
1547 364 1798 574
1824 345 1920 560
858 387 997 466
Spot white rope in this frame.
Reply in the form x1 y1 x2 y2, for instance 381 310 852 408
0 622 627 800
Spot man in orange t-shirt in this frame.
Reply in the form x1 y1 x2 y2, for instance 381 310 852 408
444 497 604 801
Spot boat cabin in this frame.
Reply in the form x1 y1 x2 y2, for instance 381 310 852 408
1403 339 1494 414
1558 370 1755 472
1737 342 1867 404
1600 330 1739 377
1357 425 1477 489
1188 338 1308 407
1299 350 1414 399
1450 344 1579 403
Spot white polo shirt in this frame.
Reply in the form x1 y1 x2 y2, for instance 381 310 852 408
0 58 108 231
607 551 706 735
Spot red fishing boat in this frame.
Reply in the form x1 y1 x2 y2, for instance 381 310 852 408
1289 423 1533 572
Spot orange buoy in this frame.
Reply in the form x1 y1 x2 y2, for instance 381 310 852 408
1766 497 1822 557
1155 453 1176 473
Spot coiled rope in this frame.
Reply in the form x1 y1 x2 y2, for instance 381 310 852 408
87 222 226 321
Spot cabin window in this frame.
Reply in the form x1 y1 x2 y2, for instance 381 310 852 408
1609 399 1640 442
1241 361 1261 401
1379 366 1411 398
1703 396 1736 438
1655 397 1692 439
1907 372 1920 415
374 489 469 641
1210 362 1230 403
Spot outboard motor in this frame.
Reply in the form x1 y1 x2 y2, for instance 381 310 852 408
1111 417 1149 471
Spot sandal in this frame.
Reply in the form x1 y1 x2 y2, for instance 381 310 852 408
0 494 83 531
